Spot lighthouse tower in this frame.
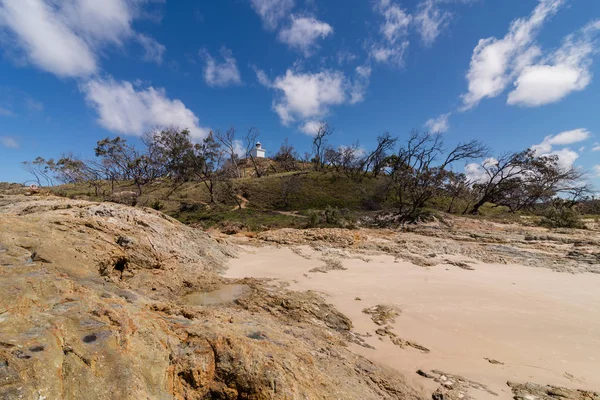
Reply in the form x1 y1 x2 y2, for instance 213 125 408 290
250 141 266 158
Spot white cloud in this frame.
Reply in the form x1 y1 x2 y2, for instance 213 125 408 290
0 136 19 149
0 0 97 77
425 112 451 133
138 33 166 65
507 20 600 107
0 0 165 78
299 120 321 136
543 148 579 169
371 0 412 66
232 139 246 157
278 16 333 56
592 143 600 152
461 0 564 110
350 65 371 104
593 165 600 178
81 77 210 139
531 128 591 154
465 157 497 183
270 69 346 124
414 0 452 46
249 0 294 30
258 68 366 126
202 48 242 88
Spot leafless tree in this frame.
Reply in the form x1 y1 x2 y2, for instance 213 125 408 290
362 132 398 177
312 121 333 170
274 138 298 172
215 127 242 178
243 127 266 178
388 131 487 220
468 149 585 214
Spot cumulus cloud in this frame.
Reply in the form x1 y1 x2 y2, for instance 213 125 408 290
278 16 333 56
464 157 498 184
371 0 412 66
0 136 19 149
530 128 591 169
507 20 600 107
414 0 452 46
249 0 294 30
425 112 451 133
299 120 321 135
81 77 210 139
461 0 565 110
531 128 591 154
138 33 166 65
257 68 367 127
0 0 165 78
593 165 600 177
202 48 242 88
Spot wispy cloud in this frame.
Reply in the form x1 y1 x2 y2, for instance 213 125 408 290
249 0 295 30
0 0 166 78
201 48 242 88
0 136 19 149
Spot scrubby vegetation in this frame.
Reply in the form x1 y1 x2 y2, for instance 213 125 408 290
21 122 596 231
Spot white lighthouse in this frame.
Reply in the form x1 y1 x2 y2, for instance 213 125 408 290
250 141 266 158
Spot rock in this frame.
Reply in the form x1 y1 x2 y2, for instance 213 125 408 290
508 382 600 400
108 190 138 206
0 195 421 400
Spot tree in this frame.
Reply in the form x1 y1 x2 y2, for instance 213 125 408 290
468 149 585 214
362 132 398 177
22 157 55 186
215 127 242 178
243 127 266 178
311 121 333 170
143 127 194 182
274 138 298 172
191 131 224 203
387 131 487 220
95 136 163 195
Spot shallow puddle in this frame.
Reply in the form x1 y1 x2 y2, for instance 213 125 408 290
183 284 250 306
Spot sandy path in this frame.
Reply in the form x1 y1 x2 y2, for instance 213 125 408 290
224 245 600 399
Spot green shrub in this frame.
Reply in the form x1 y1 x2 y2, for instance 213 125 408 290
539 206 584 229
150 200 164 211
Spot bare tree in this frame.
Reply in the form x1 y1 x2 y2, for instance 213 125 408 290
312 121 333 170
21 157 55 187
468 149 585 214
388 131 487 220
243 127 266 178
215 127 242 178
362 132 398 177
274 138 298 172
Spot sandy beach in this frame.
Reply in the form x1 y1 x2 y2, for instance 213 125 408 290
225 244 600 399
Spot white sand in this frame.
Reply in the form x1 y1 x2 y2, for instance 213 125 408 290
225 245 600 399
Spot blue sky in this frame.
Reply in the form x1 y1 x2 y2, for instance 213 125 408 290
0 0 599 185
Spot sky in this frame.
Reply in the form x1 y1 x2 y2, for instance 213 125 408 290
0 0 599 186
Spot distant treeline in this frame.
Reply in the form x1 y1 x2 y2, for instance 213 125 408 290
23 122 594 221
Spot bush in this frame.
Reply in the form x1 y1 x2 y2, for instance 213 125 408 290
150 200 164 210
539 205 584 229
305 206 356 229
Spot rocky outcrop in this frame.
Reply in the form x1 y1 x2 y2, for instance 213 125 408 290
0 195 421 399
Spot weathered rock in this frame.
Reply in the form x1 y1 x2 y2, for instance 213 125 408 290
508 382 600 400
0 195 422 399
